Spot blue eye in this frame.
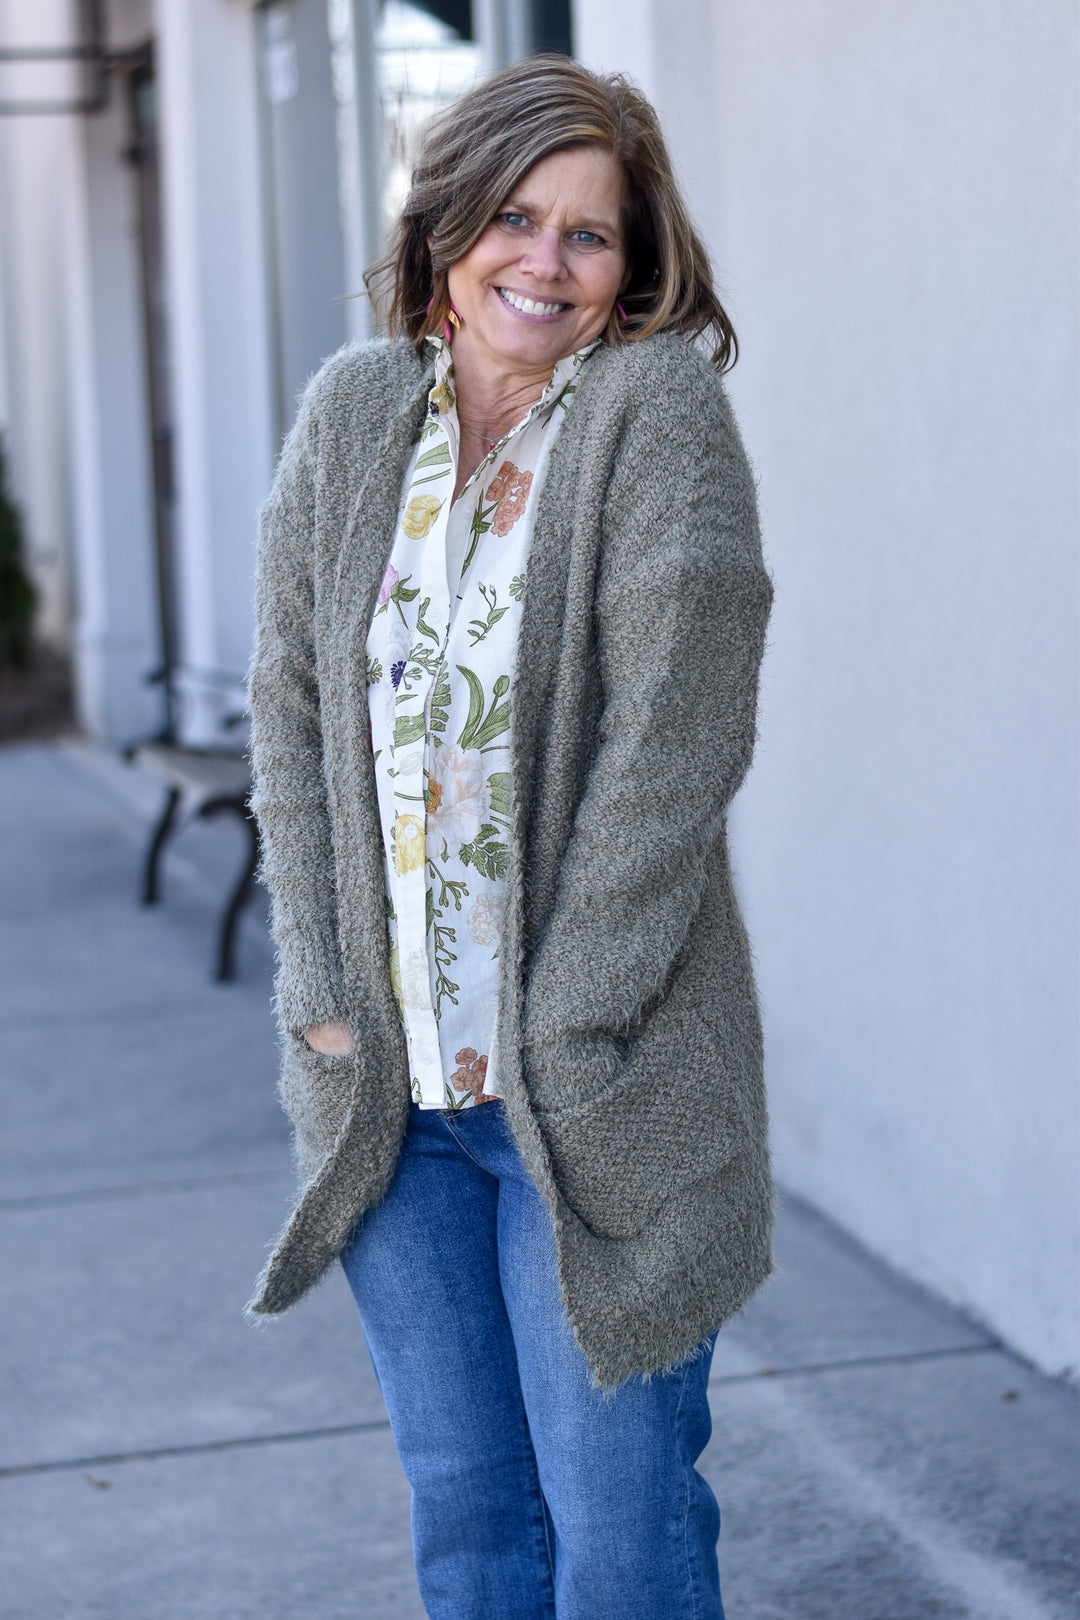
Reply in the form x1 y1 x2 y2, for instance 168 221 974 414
570 230 603 247
499 212 528 228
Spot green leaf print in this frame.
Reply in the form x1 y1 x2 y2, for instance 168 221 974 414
389 575 420 625
555 377 580 414
459 823 508 882
415 440 452 471
424 866 462 1018
415 595 441 646
432 915 459 1016
508 574 526 602
429 663 451 743
394 598 446 691
393 712 427 748
460 496 495 579
427 856 468 912
402 639 442 684
487 772 512 818
365 656 383 686
456 670 511 752
456 666 485 749
467 583 510 646
409 440 454 490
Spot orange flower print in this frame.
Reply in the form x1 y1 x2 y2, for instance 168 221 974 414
487 461 533 537
451 1047 490 1102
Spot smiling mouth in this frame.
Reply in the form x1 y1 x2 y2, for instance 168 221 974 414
496 287 570 317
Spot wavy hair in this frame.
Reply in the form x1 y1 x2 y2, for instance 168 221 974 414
364 54 737 371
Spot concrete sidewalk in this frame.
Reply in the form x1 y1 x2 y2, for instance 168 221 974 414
0 739 1075 1620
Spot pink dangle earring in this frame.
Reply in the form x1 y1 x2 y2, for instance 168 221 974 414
425 294 459 344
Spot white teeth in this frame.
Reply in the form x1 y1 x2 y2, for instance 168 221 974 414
498 288 566 316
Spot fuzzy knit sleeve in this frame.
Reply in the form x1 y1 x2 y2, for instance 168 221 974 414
525 343 772 1052
248 380 345 1037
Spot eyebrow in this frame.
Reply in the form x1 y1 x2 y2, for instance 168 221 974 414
501 197 622 237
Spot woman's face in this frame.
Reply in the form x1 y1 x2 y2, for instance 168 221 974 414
446 146 627 378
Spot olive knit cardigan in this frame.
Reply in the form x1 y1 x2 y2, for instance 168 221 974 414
247 331 774 1388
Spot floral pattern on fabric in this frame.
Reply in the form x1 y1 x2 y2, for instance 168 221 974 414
486 462 534 536
367 336 594 1110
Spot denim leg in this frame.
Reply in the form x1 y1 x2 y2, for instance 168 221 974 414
340 1105 555 1620
483 1108 725 1620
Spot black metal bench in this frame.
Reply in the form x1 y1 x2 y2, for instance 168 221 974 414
130 744 260 982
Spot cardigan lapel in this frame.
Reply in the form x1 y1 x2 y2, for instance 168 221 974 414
506 353 606 863
324 367 433 1017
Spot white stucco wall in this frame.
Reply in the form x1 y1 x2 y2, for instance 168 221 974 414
575 0 1079 1377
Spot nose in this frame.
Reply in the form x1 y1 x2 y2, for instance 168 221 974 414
518 226 567 282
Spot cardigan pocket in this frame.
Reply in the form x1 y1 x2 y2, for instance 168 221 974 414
532 1007 745 1242
277 1033 359 1179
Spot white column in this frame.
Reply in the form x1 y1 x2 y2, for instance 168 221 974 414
64 31 164 743
0 0 77 651
156 0 274 742
61 113 109 734
329 0 380 342
473 0 532 71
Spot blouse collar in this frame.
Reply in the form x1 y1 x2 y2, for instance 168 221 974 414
424 335 598 430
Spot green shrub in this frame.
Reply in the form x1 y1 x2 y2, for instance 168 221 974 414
0 438 36 669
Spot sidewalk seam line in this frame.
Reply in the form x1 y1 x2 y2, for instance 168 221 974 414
0 1169 291 1212
709 1342 1000 1387
0 1420 393 1479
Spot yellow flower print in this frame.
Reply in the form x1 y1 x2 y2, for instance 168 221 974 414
402 494 443 539
392 813 426 873
429 378 454 415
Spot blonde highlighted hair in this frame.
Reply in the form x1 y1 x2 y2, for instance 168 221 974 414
364 54 737 371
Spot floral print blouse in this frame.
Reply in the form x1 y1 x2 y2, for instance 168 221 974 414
366 337 595 1111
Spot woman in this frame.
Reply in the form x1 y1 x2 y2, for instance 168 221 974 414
248 54 772 1620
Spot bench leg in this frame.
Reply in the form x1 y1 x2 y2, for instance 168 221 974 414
142 785 182 905
201 799 261 983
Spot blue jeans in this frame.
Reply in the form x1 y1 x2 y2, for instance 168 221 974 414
340 1100 724 1620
